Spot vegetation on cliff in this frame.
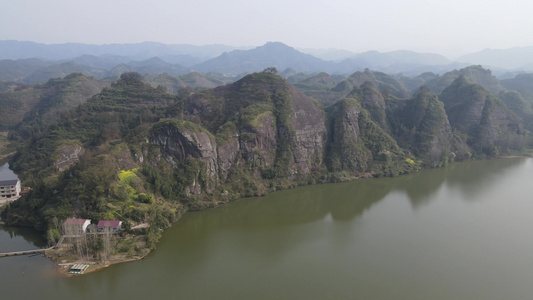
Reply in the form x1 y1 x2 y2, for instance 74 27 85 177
440 76 526 155
387 86 467 165
1 65 531 260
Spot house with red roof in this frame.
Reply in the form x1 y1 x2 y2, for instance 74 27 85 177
63 218 91 235
97 220 122 233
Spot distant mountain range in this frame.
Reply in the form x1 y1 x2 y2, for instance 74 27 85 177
1 40 533 84
456 47 533 70
193 42 333 74
0 40 248 61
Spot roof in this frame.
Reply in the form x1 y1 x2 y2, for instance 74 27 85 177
0 179 19 186
64 218 90 225
97 220 122 227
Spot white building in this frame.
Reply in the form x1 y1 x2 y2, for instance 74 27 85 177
0 179 21 200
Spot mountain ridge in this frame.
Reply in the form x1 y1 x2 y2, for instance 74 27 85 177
0 41 487 83
456 46 533 70
0 68 530 263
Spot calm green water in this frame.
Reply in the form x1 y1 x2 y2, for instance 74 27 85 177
2 158 533 299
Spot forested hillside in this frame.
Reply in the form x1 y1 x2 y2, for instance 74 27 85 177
1 66 532 252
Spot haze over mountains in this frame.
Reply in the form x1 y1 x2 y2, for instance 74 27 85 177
2 40 533 84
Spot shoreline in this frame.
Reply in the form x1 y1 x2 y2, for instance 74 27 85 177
42 230 154 277
8 154 533 276
46 248 149 277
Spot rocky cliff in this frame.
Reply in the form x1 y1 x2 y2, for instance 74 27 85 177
440 76 526 154
145 72 328 199
389 87 461 165
2 69 529 233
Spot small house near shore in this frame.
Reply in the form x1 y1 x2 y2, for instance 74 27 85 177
63 218 91 235
0 179 21 200
97 220 122 233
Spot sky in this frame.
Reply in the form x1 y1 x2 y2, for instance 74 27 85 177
2 0 533 58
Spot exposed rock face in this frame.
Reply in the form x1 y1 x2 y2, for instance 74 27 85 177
9 68 533 232
440 77 486 133
394 87 457 164
476 98 525 149
239 111 277 172
149 121 219 193
329 99 365 172
440 76 526 153
150 72 329 192
288 85 327 174
54 143 85 171
217 135 240 179
350 82 388 130
329 97 401 173
358 82 386 111
183 72 328 177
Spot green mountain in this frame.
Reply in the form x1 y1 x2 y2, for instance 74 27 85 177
1 69 529 244
498 90 533 132
23 62 108 84
327 94 410 177
108 57 189 78
0 84 42 131
388 87 468 164
294 72 338 91
0 59 53 82
501 73 533 103
10 73 110 140
193 42 333 75
425 65 504 95
396 72 439 94
440 76 526 154
332 69 410 99
144 72 232 94
0 74 109 132
4 73 183 229
2 71 331 231
293 72 341 107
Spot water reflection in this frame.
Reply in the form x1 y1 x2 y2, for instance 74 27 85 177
444 158 526 200
176 158 527 233
379 157 526 209
0 225 47 252
154 159 529 270
2 158 532 300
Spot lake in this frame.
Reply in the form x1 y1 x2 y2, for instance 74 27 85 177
1 158 533 299
0 163 18 181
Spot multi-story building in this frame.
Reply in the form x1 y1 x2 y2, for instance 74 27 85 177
0 179 21 199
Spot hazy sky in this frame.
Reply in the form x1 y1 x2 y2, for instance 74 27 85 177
2 0 532 58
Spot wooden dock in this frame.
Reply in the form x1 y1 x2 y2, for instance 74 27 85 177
0 236 64 258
